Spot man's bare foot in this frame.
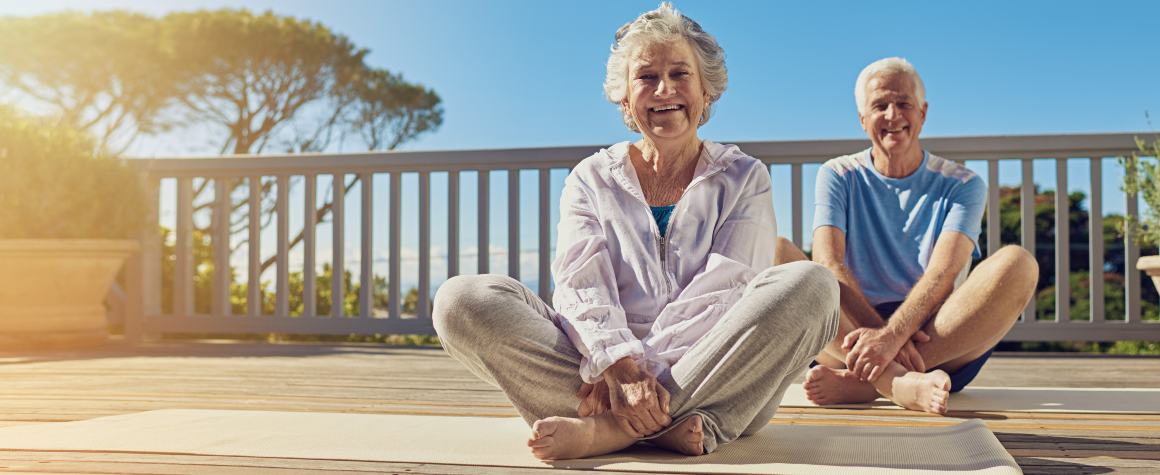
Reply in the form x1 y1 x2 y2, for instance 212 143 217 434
803 366 880 405
650 414 704 455
888 370 951 414
527 413 635 460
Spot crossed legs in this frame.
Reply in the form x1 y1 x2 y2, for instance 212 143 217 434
775 238 1039 412
433 263 839 459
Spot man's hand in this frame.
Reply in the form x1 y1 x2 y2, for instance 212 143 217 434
894 330 931 373
576 379 610 417
843 326 907 382
602 357 671 438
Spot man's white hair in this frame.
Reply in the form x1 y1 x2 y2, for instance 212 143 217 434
603 2 728 132
854 57 926 115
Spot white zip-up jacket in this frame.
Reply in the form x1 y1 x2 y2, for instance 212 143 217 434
550 140 777 382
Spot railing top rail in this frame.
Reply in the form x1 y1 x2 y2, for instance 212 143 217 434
130 132 1160 177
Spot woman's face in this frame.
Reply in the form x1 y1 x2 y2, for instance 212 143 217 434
623 39 708 144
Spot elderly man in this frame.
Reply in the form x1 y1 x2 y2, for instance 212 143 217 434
777 57 1038 414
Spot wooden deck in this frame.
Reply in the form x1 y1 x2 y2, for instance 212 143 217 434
0 341 1157 474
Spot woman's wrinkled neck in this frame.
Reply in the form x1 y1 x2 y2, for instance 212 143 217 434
632 135 702 176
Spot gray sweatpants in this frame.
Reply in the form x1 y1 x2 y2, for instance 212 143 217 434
432 260 839 453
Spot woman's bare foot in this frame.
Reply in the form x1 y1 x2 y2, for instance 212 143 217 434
803 366 880 405
887 370 951 414
527 413 635 460
650 414 704 455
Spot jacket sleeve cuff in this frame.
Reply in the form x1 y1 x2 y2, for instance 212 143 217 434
580 335 645 383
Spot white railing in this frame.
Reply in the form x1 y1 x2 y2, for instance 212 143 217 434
122 132 1160 342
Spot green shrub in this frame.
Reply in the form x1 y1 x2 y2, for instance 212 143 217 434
0 106 146 239
1121 138 1160 248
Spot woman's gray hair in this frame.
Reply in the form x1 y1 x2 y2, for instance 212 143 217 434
854 57 926 115
604 2 727 132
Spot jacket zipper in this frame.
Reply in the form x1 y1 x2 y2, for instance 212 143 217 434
653 165 728 297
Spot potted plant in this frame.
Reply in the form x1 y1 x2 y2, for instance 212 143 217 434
0 106 147 348
1123 138 1160 292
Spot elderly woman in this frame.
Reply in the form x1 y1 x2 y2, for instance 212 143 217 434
433 2 838 460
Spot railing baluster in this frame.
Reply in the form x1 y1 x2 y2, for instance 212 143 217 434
448 170 460 279
478 170 490 274
791 163 803 249
1126 177 1141 324
389 172 401 318
212 178 231 316
1055 158 1069 323
539 168 552 302
175 177 193 317
987 159 1000 256
331 173 345 318
126 177 161 342
303 174 317 318
360 172 374 319
276 175 289 317
247 176 261 316
1089 158 1104 323
419 171 431 318
509 169 520 280
1020 159 1036 322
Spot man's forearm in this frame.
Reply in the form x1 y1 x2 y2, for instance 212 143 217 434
827 263 886 329
885 270 955 337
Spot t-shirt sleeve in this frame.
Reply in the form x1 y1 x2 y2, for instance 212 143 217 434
813 165 848 233
942 175 988 258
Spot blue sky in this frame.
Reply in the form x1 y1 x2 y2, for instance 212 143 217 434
3 0 1157 302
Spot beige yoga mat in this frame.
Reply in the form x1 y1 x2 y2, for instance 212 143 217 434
0 409 1018 474
782 383 1160 413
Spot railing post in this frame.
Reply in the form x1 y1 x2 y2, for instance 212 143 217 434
791 163 803 249
175 177 194 318
1054 158 1069 322
419 171 431 318
1020 159 1036 322
126 176 160 343
360 172 374 319
1125 166 1141 324
509 169 520 280
1089 158 1104 323
331 174 346 318
539 168 552 303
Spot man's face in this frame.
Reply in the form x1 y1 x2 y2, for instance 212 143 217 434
859 72 927 159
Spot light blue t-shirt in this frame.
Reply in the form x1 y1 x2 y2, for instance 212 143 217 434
814 149 987 306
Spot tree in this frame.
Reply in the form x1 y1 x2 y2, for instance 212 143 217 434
978 185 1159 322
0 11 174 155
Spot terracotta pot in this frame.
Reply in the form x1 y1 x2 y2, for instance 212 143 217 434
0 240 138 349
1140 256 1160 295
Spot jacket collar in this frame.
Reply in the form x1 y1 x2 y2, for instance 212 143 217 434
603 140 740 203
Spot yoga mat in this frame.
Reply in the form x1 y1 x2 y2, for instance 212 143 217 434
781 383 1160 413
0 409 1019 474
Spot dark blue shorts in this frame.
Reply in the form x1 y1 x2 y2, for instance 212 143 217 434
812 301 992 393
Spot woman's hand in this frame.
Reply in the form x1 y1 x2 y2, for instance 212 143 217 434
602 357 671 437
576 379 610 417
